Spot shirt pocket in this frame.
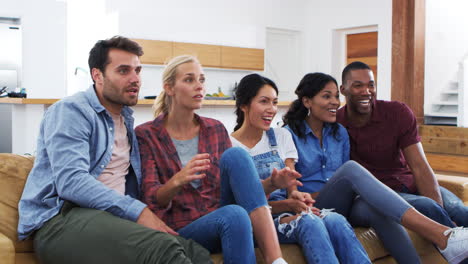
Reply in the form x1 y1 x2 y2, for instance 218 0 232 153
328 151 344 172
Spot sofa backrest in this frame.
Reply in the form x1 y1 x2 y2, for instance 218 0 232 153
0 153 35 252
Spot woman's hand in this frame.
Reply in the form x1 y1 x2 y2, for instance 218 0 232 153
270 167 302 190
171 153 210 187
289 190 315 207
286 199 309 214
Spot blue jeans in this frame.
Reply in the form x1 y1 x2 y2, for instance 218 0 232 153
183 147 266 264
219 147 268 213
276 212 370 264
399 186 468 227
315 161 421 264
441 186 468 226
178 205 254 264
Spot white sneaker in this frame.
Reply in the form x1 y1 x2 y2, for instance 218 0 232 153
439 227 468 264
271 258 288 264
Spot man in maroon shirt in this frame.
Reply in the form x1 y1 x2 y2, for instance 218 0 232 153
336 61 468 228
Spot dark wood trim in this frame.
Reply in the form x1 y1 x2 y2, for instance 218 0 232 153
391 0 425 124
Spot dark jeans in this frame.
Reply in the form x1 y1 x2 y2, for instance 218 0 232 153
398 186 468 227
34 202 211 264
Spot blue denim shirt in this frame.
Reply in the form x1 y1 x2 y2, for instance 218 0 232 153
285 121 350 193
17 86 146 240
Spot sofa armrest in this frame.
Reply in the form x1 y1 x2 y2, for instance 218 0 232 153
0 232 15 264
436 174 468 205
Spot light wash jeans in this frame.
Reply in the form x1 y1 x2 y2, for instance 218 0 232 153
275 212 370 264
315 160 421 264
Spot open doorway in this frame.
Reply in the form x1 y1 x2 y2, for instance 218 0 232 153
331 25 378 103
346 31 378 84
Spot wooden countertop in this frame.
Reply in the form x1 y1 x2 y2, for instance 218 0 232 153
0 98 292 107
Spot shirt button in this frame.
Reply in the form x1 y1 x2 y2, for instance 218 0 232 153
322 165 326 169
109 127 113 131
100 165 105 168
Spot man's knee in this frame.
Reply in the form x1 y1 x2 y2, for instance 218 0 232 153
410 196 444 214
409 196 453 225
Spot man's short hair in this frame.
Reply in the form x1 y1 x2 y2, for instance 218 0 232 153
88 36 143 82
341 61 372 85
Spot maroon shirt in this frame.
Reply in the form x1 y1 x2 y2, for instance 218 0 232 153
337 100 421 193
135 114 232 230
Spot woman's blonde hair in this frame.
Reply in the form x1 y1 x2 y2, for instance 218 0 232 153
153 55 200 117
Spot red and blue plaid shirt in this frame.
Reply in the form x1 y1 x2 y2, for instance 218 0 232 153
135 114 232 230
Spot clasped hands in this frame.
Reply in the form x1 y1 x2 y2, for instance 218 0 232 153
269 168 320 215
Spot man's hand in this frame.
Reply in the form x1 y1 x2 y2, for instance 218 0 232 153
137 207 178 235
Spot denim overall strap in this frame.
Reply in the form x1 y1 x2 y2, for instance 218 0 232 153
251 128 285 180
266 128 278 147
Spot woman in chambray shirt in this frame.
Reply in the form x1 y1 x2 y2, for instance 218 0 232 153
281 72 468 264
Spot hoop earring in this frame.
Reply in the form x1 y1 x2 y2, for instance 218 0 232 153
307 108 311 116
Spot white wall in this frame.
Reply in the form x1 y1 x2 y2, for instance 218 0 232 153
0 0 67 98
425 0 468 114
65 0 310 98
305 0 393 100
109 0 310 99
113 0 308 48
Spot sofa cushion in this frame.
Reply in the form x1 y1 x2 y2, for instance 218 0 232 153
437 174 468 206
0 154 35 252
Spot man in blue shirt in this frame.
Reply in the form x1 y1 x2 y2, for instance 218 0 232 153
17 36 210 264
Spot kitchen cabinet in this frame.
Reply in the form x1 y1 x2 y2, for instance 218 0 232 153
221 46 264 71
133 39 173 64
132 39 264 71
173 42 221 68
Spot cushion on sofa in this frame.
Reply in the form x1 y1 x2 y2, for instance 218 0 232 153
0 154 35 253
437 174 468 206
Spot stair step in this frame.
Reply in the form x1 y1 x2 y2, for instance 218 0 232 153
441 90 459 95
424 117 457 126
433 101 458 106
425 112 458 117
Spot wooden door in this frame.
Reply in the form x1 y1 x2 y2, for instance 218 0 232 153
346 32 378 84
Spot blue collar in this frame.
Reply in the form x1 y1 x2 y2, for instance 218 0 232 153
302 120 332 138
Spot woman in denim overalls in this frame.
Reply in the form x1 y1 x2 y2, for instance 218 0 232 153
231 73 370 264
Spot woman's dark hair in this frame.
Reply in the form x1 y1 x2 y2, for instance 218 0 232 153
283 72 340 139
233 73 279 131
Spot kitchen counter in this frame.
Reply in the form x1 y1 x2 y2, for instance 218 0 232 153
1 97 290 155
0 98 291 106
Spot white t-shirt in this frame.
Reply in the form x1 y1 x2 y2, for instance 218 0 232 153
230 127 298 162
